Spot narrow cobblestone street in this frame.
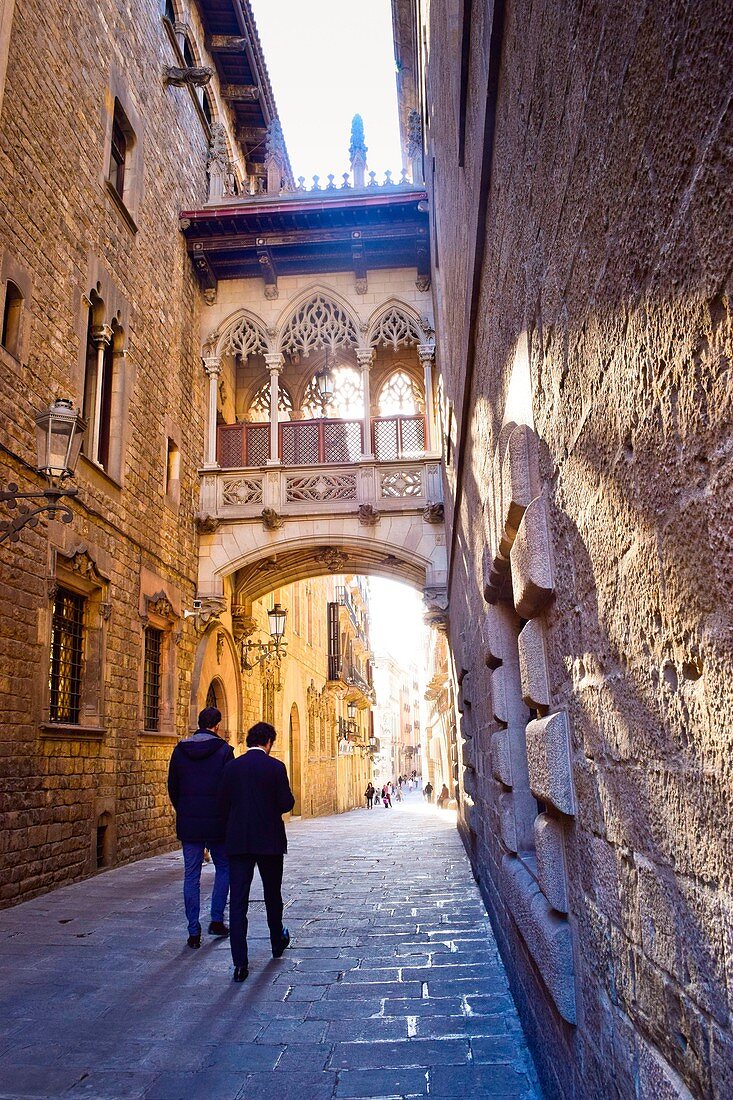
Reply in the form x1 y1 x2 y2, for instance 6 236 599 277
0 793 540 1099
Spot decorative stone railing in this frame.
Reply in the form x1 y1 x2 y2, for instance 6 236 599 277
223 169 419 204
199 455 443 519
216 415 427 468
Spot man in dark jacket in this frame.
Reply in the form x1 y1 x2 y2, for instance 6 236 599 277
219 720 295 982
167 706 234 948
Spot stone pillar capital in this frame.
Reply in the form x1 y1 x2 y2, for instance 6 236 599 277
265 353 285 373
356 347 375 369
203 355 222 377
417 342 436 364
92 323 113 349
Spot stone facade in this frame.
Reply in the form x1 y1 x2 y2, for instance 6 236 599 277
405 1 733 1097
0 0 269 905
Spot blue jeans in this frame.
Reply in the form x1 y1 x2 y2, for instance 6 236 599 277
182 842 229 936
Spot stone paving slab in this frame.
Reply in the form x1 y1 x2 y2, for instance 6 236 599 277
0 792 541 1099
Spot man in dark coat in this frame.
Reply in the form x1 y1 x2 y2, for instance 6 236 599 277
219 720 295 982
167 706 234 948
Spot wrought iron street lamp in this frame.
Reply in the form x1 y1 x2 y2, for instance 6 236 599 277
240 602 288 671
0 399 86 544
315 357 335 404
347 700 357 721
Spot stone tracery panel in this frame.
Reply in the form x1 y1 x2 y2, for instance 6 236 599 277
369 305 425 350
248 378 293 419
218 314 268 362
378 369 425 415
280 293 359 357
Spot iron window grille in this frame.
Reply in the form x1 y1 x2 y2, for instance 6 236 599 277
49 587 85 724
143 626 163 731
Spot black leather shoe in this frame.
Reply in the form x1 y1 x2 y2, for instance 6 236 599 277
272 928 291 958
187 933 201 949
232 965 249 982
208 921 229 937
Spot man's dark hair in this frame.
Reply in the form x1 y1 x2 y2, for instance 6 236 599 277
198 706 222 730
247 721 276 747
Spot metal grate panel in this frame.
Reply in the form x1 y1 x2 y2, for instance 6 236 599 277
218 425 244 468
282 422 320 465
49 588 85 724
143 627 163 731
324 420 362 463
245 425 270 466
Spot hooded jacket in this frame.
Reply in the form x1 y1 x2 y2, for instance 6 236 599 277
167 732 234 843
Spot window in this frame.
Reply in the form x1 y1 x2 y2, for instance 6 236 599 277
109 103 128 198
182 36 195 68
164 0 176 22
49 588 85 724
82 308 117 471
1 281 22 357
378 370 424 415
165 438 180 503
202 90 213 127
107 98 136 217
206 681 218 709
143 627 163 731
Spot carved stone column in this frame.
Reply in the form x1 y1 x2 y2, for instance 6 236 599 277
265 352 284 464
356 347 375 459
418 343 437 453
202 355 221 469
90 323 113 464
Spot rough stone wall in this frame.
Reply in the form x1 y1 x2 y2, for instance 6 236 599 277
0 0 225 904
423 2 733 1098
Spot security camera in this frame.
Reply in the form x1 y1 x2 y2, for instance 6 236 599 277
192 598 202 610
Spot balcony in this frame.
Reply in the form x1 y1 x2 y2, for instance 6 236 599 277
217 415 426 468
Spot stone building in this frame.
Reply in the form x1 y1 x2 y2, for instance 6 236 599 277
423 626 457 804
225 573 372 820
372 651 423 784
393 1 733 1098
0 0 283 905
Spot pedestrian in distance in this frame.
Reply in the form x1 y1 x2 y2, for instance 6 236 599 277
381 784 392 808
424 781 434 803
365 782 375 809
167 705 234 949
219 721 295 983
437 783 450 809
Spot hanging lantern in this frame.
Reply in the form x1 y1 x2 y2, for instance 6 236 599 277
267 602 287 642
34 399 86 482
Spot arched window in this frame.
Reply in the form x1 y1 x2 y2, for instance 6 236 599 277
182 36 196 68
248 378 293 422
302 365 363 419
81 301 123 474
378 370 424 415
164 0 176 22
205 681 218 709
1 281 23 358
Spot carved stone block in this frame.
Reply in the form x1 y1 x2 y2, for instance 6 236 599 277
526 711 577 816
501 423 540 541
491 729 512 786
499 793 518 853
490 667 508 725
534 813 569 913
502 854 576 1023
518 618 550 709
511 495 555 619
483 604 508 668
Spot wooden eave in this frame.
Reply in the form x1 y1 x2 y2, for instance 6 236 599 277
180 190 429 282
195 0 294 183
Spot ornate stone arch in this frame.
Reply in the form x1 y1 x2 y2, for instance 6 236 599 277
207 309 271 362
368 300 429 350
277 286 361 358
244 374 294 420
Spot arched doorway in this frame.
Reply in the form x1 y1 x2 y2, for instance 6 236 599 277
204 677 228 737
289 703 302 815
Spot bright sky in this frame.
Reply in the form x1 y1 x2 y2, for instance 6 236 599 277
251 0 403 183
369 577 427 673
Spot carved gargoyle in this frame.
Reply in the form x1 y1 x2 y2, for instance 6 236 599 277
423 501 445 524
195 514 219 534
163 65 214 88
357 504 380 527
261 508 284 531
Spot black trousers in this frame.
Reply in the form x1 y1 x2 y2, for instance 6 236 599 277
229 853 285 967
